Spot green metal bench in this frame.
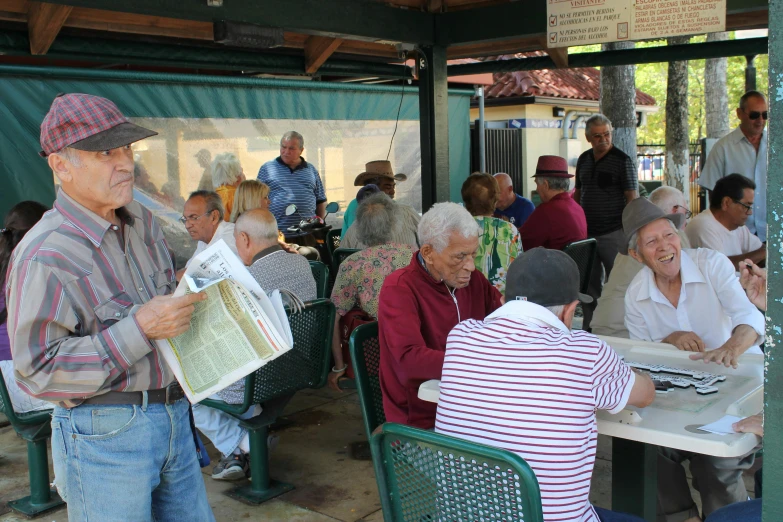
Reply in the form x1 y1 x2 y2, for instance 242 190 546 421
308 260 330 299
0 371 64 517
371 423 544 522
348 321 384 442
200 298 335 505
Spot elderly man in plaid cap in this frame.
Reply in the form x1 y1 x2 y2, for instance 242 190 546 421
5 94 213 521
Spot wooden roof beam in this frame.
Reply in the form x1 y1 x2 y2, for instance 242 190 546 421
304 36 343 74
27 1 72 55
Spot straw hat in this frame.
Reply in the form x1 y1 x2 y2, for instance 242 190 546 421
353 160 408 186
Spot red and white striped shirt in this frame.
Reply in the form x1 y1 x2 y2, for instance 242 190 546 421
435 300 635 522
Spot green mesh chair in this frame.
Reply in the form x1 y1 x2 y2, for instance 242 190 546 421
371 423 544 522
329 247 361 295
308 260 330 299
0 372 64 517
200 299 335 504
327 228 342 256
348 321 384 442
562 238 597 295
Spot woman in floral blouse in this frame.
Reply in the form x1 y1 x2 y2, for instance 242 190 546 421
329 192 413 390
461 172 523 293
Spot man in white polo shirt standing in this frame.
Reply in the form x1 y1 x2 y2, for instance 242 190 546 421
435 248 655 522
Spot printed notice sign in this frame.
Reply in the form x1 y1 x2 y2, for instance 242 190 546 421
547 0 725 48
633 0 725 40
547 0 631 48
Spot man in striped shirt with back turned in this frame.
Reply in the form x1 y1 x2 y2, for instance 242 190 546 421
435 247 654 522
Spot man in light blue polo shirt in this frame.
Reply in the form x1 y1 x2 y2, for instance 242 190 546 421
257 131 327 241
698 90 767 242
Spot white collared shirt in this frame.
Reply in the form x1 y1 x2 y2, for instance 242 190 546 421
698 127 767 241
186 221 238 267
625 248 764 354
685 209 762 258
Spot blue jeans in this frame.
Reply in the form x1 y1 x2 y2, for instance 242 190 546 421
594 506 647 522
51 398 215 522
704 499 761 522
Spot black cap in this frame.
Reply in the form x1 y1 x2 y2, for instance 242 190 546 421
505 248 593 307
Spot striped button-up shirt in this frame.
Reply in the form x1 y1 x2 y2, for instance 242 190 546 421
6 190 177 408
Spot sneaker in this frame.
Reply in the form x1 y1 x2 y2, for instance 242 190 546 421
211 452 248 481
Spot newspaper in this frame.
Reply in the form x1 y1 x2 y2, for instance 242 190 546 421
155 240 293 403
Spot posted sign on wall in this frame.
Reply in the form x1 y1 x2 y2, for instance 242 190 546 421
547 0 725 48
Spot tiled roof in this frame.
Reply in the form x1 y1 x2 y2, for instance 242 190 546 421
483 52 656 106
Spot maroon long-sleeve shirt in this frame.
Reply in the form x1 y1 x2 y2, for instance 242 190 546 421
377 252 502 429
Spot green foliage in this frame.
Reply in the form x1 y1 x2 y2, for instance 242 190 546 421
571 35 769 145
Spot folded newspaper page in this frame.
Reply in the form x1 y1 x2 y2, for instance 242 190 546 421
155 240 293 403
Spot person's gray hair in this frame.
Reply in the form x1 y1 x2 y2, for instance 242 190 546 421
545 305 565 317
356 192 396 247
211 152 243 188
235 209 279 243
418 202 480 253
188 190 225 221
649 186 685 214
537 176 570 192
280 131 304 149
585 114 613 136
627 219 678 253
53 146 83 167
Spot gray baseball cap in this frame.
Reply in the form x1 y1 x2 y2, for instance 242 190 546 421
505 248 592 307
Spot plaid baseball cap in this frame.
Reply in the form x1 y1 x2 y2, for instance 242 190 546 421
39 93 157 157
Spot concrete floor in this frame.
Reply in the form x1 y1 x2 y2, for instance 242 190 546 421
0 385 760 522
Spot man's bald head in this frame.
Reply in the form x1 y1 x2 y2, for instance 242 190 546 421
234 208 279 265
493 172 516 210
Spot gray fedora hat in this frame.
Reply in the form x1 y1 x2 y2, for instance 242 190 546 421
622 197 686 247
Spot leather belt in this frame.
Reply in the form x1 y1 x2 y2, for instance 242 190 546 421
82 383 186 405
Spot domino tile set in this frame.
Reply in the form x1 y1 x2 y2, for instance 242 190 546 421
625 361 726 395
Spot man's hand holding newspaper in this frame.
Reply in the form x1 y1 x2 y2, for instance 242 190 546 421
155 240 295 403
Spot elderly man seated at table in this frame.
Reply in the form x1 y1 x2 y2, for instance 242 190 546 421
378 202 502 429
518 155 587 251
328 192 414 390
436 248 654 522
461 172 523 293
623 197 764 521
591 186 691 337
177 190 238 280
686 173 765 270
192 208 316 481
340 187 420 249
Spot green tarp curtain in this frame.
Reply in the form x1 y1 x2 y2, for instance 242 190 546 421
0 65 471 218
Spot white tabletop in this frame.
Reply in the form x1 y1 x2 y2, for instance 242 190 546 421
418 335 763 458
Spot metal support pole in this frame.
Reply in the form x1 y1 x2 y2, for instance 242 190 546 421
764 1 783 518
746 54 758 92
477 86 486 173
418 45 450 210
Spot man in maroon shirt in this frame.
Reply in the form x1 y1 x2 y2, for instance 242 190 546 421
520 155 588 251
377 202 502 429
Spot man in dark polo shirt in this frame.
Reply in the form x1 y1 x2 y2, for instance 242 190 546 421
573 114 638 330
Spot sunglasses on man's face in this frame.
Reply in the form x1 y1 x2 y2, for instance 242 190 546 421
744 110 768 121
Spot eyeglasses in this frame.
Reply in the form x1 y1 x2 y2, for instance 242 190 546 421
179 211 213 224
743 110 768 120
673 205 692 219
732 200 754 214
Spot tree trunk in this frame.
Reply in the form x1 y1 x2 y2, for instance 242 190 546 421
705 32 730 139
600 41 637 169
665 36 690 207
